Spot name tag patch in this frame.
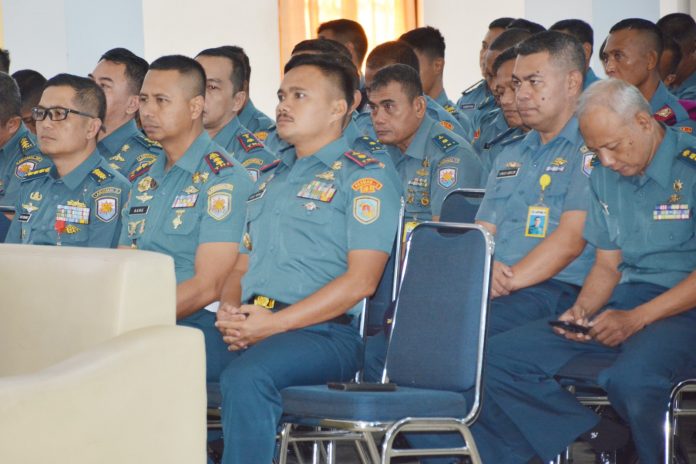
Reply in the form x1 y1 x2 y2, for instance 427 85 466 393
497 167 519 178
130 206 149 215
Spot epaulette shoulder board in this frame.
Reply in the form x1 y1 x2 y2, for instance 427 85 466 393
238 131 264 152
461 79 484 96
432 134 459 153
344 150 379 168
205 151 234 175
89 167 114 184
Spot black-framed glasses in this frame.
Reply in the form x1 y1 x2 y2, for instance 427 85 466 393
31 106 97 122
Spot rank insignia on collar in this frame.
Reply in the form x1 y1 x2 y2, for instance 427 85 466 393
184 185 200 194
238 132 264 152
193 171 209 184
19 137 35 154
344 151 379 167
90 167 113 184
433 134 459 153
331 161 343 170
205 152 233 174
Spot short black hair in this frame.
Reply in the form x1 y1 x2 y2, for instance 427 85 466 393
516 30 586 75
610 18 663 56
317 19 368 65
399 26 446 59
44 73 107 122
368 63 423 101
492 47 519 75
661 33 682 76
657 13 696 51
196 46 246 93
0 72 21 123
489 17 515 30
489 28 533 52
284 52 358 109
99 47 149 95
292 38 352 60
366 41 420 73
149 55 206 97
507 18 546 34
0 49 9 73
550 19 594 48
12 69 47 114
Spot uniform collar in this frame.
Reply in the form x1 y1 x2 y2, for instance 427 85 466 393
1 123 30 156
401 114 437 160
522 116 579 152
98 119 139 155
153 131 213 177
641 126 678 190
53 149 102 190
674 70 696 94
434 89 449 107
343 118 361 143
279 137 350 169
213 116 243 148
238 99 258 128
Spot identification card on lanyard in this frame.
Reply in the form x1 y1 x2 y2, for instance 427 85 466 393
525 173 551 238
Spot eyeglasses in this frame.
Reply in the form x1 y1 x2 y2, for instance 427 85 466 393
31 106 97 122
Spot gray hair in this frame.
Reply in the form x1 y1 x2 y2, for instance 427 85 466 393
577 78 651 121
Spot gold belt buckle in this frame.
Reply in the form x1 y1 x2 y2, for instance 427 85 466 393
253 295 276 309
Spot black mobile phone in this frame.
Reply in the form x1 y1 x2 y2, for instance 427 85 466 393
327 382 397 392
548 320 590 335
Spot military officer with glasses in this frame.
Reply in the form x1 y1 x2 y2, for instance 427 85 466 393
6 73 129 248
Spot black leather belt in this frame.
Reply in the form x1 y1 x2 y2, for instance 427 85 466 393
249 295 352 325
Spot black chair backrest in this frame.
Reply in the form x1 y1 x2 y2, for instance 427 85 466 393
385 222 492 396
439 188 485 223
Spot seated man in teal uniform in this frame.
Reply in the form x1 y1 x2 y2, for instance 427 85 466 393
367 63 482 225
228 46 275 140
6 74 129 247
550 19 601 90
475 31 595 337
213 52 401 464
603 18 696 132
471 78 696 464
399 27 461 118
358 41 474 142
0 72 48 219
658 13 696 100
195 46 276 182
12 69 46 135
475 47 530 175
457 17 514 116
90 48 162 174
118 55 254 377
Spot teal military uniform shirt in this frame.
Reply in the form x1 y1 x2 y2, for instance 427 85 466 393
456 79 496 132
472 108 505 153
651 81 696 132
119 131 254 284
479 127 527 177
435 89 475 140
355 96 474 142
239 137 400 305
476 117 595 286
6 149 129 248
386 114 483 222
672 71 696 101
583 67 600 90
0 124 49 208
97 119 162 175
237 99 274 141
212 117 277 182
584 127 696 289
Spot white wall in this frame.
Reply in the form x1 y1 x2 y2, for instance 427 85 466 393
141 0 280 116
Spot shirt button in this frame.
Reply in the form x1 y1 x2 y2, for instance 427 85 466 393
669 234 674 240
532 162 538 167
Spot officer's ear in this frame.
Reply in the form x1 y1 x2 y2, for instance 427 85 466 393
86 117 103 140
414 94 427 118
351 89 362 113
189 95 205 121
329 97 349 124
2 115 20 136
646 49 659 71
634 110 653 133
433 56 445 75
231 90 247 113
567 69 583 97
125 94 140 116
582 43 592 67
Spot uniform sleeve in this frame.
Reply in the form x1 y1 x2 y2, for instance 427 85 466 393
198 168 254 244
345 166 401 253
582 177 620 251
5 216 21 243
561 147 591 212
431 146 483 217
117 191 132 247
